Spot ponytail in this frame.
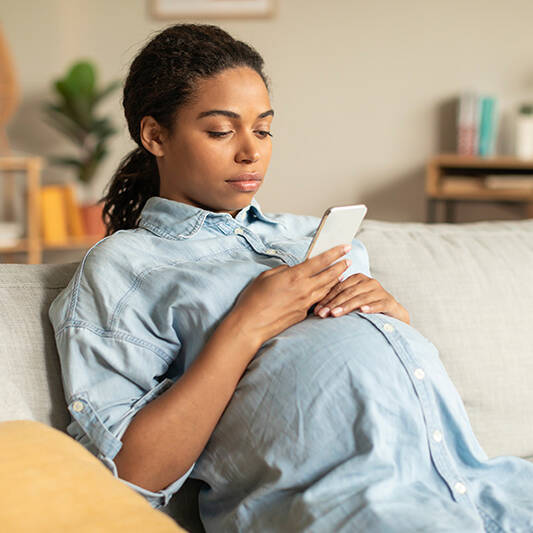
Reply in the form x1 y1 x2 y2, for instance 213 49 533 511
99 147 159 236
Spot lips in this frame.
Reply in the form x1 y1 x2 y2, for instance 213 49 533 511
226 173 263 182
225 174 263 192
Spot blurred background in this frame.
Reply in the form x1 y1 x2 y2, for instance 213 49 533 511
2 0 533 263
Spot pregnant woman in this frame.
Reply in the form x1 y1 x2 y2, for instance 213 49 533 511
49 23 533 532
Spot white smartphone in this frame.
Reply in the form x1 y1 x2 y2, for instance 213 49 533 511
304 204 367 261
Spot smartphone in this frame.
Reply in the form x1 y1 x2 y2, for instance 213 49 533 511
304 204 367 261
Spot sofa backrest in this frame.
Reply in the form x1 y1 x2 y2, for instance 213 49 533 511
357 217 533 461
1 218 532 463
0 262 78 430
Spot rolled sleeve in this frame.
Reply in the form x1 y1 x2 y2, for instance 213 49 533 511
54 324 192 508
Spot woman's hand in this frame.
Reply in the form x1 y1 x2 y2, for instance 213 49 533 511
228 244 353 348
313 273 410 324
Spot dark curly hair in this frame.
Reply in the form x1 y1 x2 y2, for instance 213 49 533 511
98 24 271 236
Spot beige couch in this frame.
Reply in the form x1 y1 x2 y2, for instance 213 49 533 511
1 217 533 532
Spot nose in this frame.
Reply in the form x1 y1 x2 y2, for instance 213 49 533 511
235 133 261 164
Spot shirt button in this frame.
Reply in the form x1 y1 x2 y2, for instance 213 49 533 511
454 482 467 494
72 400 84 412
432 429 443 442
383 323 395 332
234 228 244 235
265 248 277 255
414 368 425 380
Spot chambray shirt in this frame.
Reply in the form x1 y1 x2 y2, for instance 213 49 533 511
49 196 533 532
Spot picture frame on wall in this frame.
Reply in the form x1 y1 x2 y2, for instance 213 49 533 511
150 0 276 20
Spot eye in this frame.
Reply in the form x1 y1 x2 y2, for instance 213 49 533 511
207 131 232 138
256 131 273 138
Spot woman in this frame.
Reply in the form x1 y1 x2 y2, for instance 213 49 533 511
49 23 533 532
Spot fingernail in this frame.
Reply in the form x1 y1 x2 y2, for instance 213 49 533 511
361 305 370 312
346 259 352 267
314 305 323 313
331 307 343 316
318 307 329 317
343 244 352 253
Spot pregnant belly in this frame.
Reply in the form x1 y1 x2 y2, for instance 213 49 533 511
199 313 429 485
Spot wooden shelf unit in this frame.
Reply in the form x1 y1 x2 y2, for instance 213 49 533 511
425 154 533 222
0 156 100 263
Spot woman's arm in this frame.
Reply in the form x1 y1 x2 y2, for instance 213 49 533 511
114 244 352 493
114 310 260 492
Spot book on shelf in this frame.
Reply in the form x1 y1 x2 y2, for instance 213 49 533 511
63 183 85 238
456 92 497 157
39 183 104 245
40 185 69 245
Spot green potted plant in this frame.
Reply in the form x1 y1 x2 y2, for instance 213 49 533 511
42 60 120 235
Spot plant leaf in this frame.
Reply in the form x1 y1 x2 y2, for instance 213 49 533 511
42 115 86 146
66 61 96 100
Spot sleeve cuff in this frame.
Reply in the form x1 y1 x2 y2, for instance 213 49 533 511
98 453 195 509
67 378 175 460
67 377 193 508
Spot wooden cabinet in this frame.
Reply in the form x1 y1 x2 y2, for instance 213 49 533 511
0 156 99 264
425 154 533 222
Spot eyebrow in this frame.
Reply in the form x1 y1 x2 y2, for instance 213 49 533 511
196 109 274 120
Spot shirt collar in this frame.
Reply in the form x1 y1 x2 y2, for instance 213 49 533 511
138 196 279 240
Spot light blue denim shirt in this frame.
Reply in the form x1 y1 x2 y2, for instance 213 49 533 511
49 196 533 532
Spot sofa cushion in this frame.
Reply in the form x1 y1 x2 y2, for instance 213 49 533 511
357 218 533 460
0 262 78 429
0 420 185 532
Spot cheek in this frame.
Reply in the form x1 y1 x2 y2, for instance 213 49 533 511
181 136 226 172
263 143 273 161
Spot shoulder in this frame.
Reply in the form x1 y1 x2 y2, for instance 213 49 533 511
48 227 177 330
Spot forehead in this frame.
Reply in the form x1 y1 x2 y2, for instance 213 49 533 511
189 67 270 112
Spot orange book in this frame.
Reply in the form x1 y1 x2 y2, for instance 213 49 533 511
39 185 68 245
62 183 85 238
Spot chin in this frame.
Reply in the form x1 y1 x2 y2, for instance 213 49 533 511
224 195 256 214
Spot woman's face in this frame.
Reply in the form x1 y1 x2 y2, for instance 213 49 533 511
142 66 273 217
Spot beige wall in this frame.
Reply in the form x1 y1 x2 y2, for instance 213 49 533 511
3 0 533 233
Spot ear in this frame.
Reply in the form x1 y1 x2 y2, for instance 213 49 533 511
140 116 167 157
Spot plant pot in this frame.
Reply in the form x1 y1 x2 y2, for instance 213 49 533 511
80 201 106 239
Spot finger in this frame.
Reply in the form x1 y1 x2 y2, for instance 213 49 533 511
358 299 388 314
315 278 374 315
317 288 376 318
314 275 368 314
310 257 352 292
329 296 385 318
298 244 351 278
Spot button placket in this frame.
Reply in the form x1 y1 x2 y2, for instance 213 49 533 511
432 429 443 442
454 481 467 495
414 368 425 380
367 314 469 502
